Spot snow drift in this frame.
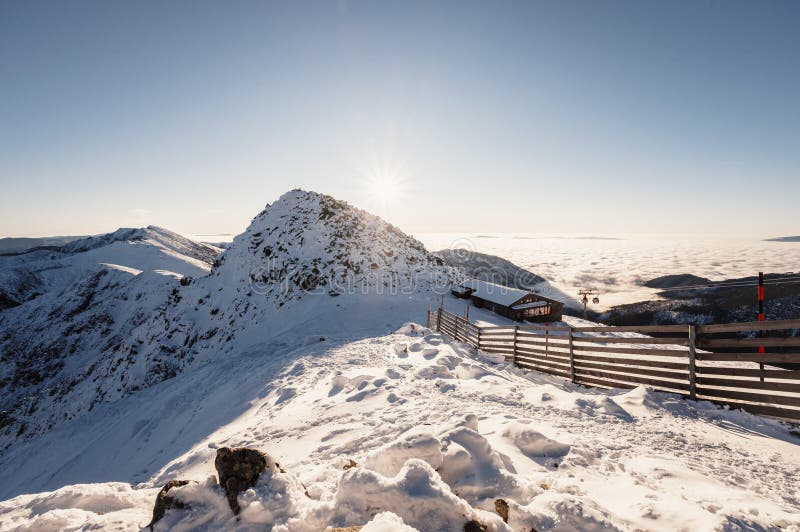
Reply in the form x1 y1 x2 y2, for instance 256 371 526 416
1 324 798 530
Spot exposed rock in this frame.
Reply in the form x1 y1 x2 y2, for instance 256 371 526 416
494 498 509 523
464 519 488 532
343 459 358 470
0 411 13 430
147 479 193 530
214 447 275 514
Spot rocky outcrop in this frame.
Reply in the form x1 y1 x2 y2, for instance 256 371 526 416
464 519 488 532
146 479 194 530
214 447 276 514
494 498 509 523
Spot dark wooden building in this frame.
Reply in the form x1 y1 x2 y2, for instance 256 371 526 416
451 279 564 322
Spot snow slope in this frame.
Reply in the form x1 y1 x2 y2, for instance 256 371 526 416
0 225 219 308
0 190 454 463
1 324 798 530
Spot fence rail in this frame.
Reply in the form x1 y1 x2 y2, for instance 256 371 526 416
426 307 800 422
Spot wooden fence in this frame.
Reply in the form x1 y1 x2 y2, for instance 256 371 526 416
426 307 800 422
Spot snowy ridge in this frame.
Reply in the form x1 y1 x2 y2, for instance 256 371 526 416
0 225 220 309
0 190 455 453
0 224 223 447
0 235 84 255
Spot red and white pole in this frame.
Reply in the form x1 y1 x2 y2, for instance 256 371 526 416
758 272 765 333
758 272 765 380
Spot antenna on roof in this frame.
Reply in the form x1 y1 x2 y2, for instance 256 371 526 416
577 289 600 320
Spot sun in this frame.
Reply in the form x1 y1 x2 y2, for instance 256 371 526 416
366 172 403 206
360 159 410 210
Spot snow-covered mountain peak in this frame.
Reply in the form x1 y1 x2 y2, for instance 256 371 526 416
61 225 220 263
210 189 454 305
0 225 219 311
0 190 456 452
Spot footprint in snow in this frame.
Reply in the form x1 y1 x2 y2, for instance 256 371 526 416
437 380 456 393
346 389 375 402
422 347 439 359
274 387 296 405
436 354 462 369
415 365 454 380
385 368 402 379
329 374 348 396
393 343 408 358
387 392 406 404
424 335 443 346
408 342 423 352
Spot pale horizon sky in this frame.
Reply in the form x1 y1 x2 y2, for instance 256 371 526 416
1 1 798 239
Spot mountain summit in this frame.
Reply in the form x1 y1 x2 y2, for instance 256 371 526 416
213 189 452 304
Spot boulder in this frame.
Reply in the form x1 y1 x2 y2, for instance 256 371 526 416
147 479 194 530
464 520 488 532
214 447 276 514
494 498 509 523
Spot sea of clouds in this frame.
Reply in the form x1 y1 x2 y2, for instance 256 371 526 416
416 233 800 309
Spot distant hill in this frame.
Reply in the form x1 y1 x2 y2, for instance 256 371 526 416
604 272 800 325
643 274 711 289
0 235 85 255
765 236 800 242
434 249 582 309
435 249 544 288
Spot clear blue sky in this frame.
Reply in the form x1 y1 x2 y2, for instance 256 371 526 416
1 1 798 238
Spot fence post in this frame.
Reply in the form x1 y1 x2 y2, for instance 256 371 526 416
436 307 442 332
568 326 575 384
512 325 519 366
454 315 460 341
688 324 697 401
545 323 549 356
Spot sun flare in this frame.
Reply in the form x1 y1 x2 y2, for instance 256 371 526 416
360 160 410 210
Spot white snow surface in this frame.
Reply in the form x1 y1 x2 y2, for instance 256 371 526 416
0 226 223 447
1 324 798 530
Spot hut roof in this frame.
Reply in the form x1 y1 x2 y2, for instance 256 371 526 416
459 279 529 307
